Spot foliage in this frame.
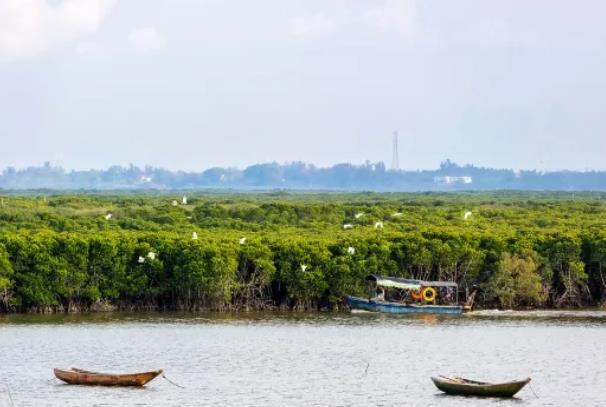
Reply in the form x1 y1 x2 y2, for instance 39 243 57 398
0 244 13 309
0 191 605 311
484 253 545 308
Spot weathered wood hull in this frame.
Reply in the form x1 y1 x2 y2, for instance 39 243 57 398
346 296 463 314
431 376 531 398
54 368 162 387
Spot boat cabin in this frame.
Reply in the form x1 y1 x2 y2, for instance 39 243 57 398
365 274 459 305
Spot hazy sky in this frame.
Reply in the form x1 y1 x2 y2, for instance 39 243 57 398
1 0 605 171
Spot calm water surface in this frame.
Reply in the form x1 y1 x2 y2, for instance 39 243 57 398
1 310 605 406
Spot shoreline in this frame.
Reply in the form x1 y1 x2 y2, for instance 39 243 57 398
1 305 605 316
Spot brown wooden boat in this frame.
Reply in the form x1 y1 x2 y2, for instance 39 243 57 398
431 375 531 398
54 368 163 386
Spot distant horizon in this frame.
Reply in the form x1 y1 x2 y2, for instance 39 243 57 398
2 159 606 174
2 159 605 191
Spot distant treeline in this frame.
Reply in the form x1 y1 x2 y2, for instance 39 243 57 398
0 192 605 312
1 160 606 191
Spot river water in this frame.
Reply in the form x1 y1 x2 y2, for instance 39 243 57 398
1 310 605 406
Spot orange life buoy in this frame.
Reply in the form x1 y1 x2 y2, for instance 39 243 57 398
411 290 423 301
422 287 436 302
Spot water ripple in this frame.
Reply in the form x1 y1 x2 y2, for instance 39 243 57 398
0 311 605 406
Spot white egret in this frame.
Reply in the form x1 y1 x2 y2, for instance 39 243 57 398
192 232 198 240
105 213 112 220
374 221 384 229
464 211 472 220
147 252 156 260
347 246 356 255
239 237 247 245
300 264 308 272
343 224 353 230
354 212 364 219
138 256 145 263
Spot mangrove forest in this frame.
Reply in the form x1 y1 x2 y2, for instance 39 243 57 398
0 191 605 312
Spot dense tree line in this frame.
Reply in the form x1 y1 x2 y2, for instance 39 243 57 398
0 192 605 312
2 160 606 191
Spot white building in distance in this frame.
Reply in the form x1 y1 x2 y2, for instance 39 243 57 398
434 176 473 185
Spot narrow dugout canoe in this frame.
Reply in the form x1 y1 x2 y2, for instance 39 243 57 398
431 375 531 398
54 367 163 386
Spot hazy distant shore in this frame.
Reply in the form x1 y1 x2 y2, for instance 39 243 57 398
2 160 606 191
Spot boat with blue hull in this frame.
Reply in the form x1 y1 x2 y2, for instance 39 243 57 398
346 274 474 315
346 295 463 314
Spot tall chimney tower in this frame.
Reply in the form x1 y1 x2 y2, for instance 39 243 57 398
391 131 400 171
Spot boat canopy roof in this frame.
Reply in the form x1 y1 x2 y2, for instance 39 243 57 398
365 274 458 290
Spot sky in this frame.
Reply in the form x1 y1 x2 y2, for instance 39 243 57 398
0 0 605 172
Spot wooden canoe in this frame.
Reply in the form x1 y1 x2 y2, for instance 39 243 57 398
54 367 163 386
431 375 531 398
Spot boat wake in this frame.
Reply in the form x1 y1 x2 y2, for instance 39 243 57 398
468 309 606 319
